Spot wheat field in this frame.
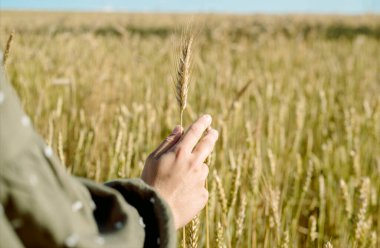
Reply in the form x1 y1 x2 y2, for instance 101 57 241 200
1 11 379 248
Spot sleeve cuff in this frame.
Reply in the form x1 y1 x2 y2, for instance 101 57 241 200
104 178 176 248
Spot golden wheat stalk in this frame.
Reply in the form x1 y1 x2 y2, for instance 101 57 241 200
235 194 247 243
216 221 225 248
213 170 228 220
281 230 289 248
175 35 193 127
224 79 252 120
324 241 333 248
186 215 199 248
339 179 352 220
205 149 213 248
228 154 241 209
58 131 66 168
354 177 371 243
174 33 193 248
309 215 318 243
3 31 14 66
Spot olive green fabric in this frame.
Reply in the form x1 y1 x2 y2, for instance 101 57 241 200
0 66 176 248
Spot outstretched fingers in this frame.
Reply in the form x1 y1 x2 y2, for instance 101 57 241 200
192 128 218 164
174 114 212 153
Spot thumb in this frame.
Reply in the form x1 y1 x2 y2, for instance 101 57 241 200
151 125 183 158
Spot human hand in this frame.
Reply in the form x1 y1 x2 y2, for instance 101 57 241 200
141 115 218 229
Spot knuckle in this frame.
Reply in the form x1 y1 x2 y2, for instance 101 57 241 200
191 161 200 170
201 189 209 202
190 123 202 134
190 156 207 169
205 137 215 147
202 164 209 177
200 136 211 145
175 146 188 160
189 159 201 170
201 133 217 146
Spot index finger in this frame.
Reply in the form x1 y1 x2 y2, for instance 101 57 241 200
175 114 212 152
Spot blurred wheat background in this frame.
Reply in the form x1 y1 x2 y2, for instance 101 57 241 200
1 11 379 248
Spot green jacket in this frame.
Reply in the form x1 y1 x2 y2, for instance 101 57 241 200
0 66 176 248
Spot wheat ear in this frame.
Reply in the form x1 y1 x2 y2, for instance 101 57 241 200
216 221 226 248
186 215 199 248
175 35 193 127
175 33 193 248
224 79 252 120
3 31 14 66
324 241 333 248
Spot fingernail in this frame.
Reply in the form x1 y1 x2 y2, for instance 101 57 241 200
210 129 219 137
203 114 212 122
172 125 181 134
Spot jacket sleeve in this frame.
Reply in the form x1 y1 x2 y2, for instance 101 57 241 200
78 178 177 248
0 212 24 248
0 65 176 248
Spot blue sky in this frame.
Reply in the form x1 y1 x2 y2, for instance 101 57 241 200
1 0 379 14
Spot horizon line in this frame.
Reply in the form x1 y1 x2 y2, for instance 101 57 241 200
1 8 379 16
